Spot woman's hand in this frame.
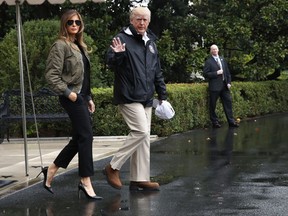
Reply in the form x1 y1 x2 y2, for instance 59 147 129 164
88 100 95 113
68 92 77 102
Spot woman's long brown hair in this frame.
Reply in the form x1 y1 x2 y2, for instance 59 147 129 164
59 9 89 52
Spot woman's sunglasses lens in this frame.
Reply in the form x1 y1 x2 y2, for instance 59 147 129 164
75 20 81 26
67 20 81 26
67 20 73 26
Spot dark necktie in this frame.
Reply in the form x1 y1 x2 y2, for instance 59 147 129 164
216 58 225 81
216 58 221 69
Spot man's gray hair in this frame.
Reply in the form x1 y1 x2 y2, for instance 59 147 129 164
130 6 151 21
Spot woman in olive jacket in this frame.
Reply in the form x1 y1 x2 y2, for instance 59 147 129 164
42 9 102 200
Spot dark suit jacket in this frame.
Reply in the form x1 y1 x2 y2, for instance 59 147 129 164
203 56 231 91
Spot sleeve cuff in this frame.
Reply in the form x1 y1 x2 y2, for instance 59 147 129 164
63 88 72 98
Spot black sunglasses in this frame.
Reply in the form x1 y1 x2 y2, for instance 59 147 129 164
67 20 81 26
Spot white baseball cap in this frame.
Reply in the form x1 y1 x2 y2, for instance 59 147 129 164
153 99 175 120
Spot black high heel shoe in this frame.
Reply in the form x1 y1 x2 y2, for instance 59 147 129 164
36 166 54 194
78 182 103 200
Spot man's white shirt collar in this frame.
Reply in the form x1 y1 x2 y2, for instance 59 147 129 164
125 27 150 44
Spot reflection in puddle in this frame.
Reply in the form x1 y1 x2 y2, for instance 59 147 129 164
207 127 236 167
127 191 160 216
1 114 288 215
42 200 99 216
100 194 129 215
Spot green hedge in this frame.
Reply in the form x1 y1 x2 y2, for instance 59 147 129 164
92 80 288 137
5 80 288 139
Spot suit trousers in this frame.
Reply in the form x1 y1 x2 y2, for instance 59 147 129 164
53 95 94 177
209 85 234 124
110 103 152 182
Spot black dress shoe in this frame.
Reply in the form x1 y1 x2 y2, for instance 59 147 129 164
36 166 54 194
212 122 221 128
78 182 103 200
229 122 239 127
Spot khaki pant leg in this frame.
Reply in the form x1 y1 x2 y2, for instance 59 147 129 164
110 103 152 181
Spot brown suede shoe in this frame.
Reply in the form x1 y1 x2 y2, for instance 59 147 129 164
129 181 160 191
102 164 122 190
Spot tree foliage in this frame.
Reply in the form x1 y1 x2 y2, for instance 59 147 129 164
191 0 288 80
0 0 288 93
0 19 103 93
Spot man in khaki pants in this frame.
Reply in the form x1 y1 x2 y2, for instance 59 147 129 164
103 5 167 191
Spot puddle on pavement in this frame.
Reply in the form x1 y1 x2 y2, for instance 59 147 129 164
0 113 288 215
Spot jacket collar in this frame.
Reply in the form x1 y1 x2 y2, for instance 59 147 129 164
124 25 150 44
122 24 157 41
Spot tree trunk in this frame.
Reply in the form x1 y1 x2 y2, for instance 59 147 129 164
266 68 281 80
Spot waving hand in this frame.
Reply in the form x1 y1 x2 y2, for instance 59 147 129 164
111 37 126 53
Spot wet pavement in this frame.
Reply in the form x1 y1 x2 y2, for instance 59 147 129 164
0 113 288 215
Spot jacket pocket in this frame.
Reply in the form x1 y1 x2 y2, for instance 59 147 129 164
65 52 83 83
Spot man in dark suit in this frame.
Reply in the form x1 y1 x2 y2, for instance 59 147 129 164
203 44 239 128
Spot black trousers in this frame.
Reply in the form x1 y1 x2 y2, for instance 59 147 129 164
209 85 234 125
53 95 94 177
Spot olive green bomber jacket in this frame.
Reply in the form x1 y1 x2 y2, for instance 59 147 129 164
45 39 91 100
